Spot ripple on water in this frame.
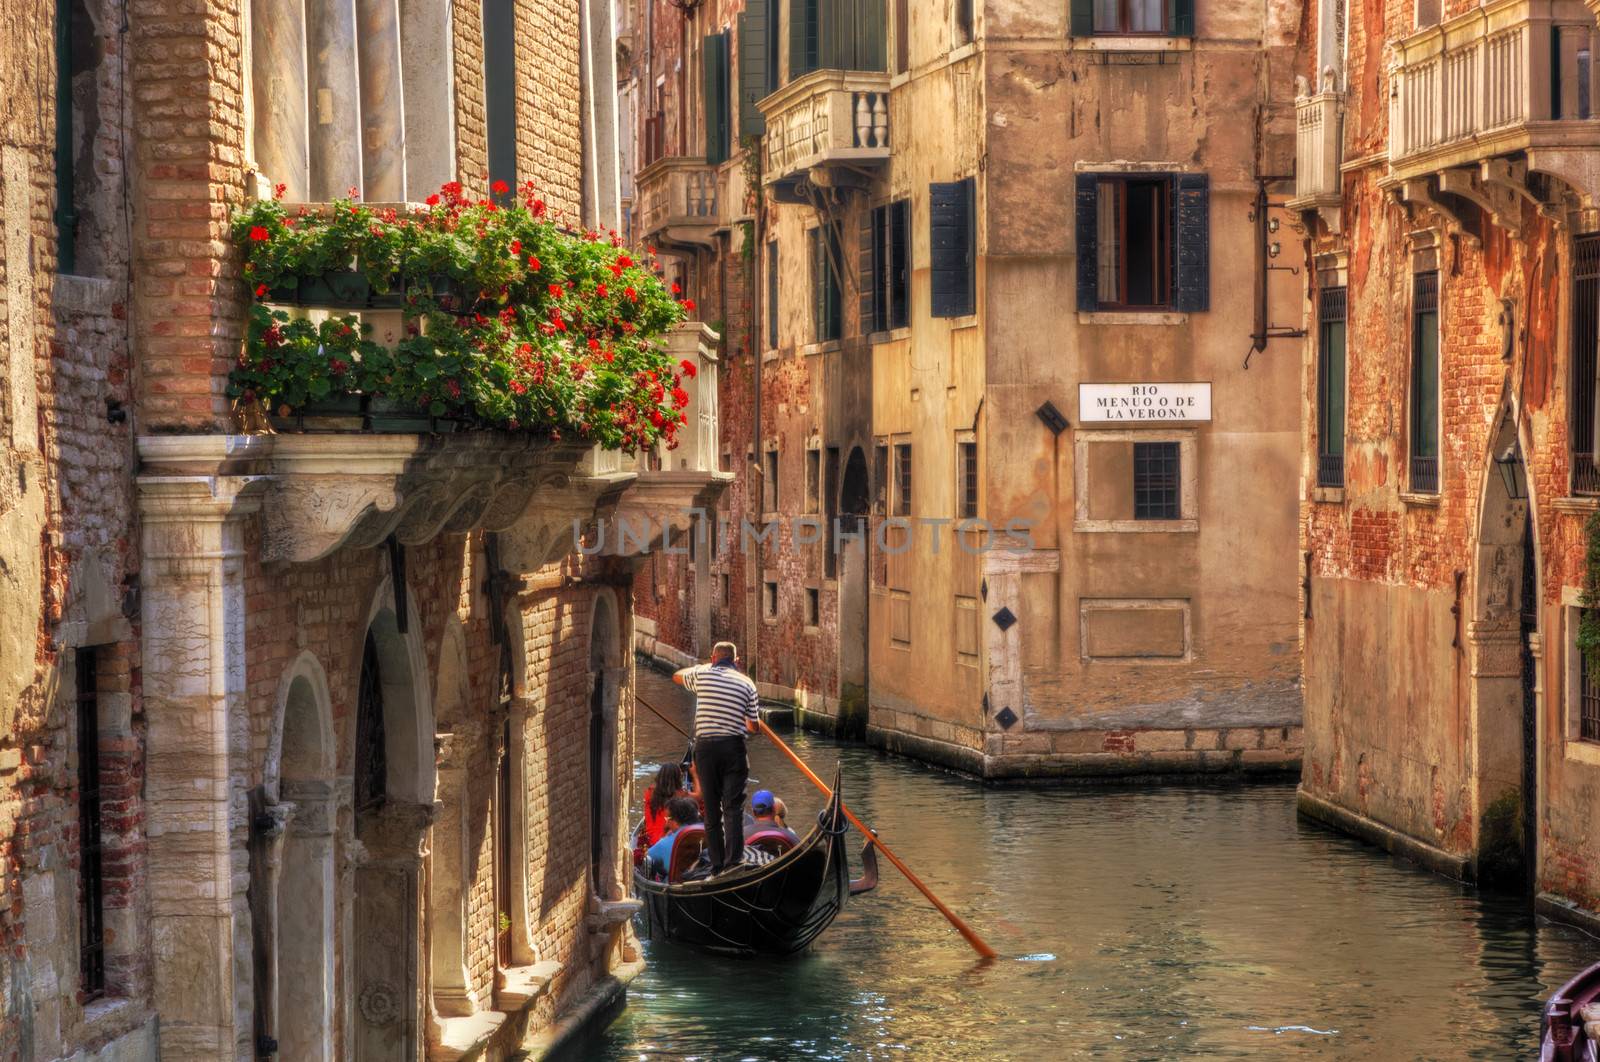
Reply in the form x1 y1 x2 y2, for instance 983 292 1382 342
597 673 1596 1060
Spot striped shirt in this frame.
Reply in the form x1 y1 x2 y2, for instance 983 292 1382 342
681 662 760 739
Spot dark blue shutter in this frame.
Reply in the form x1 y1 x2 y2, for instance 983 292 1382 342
890 199 909 328
704 33 730 165
739 3 768 136
1171 0 1195 37
930 179 974 318
1070 0 1095 36
1172 173 1209 312
1075 173 1099 313
861 207 877 336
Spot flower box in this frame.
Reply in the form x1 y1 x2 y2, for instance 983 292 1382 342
267 394 366 433
365 396 435 433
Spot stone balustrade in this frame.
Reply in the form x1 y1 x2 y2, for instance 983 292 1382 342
634 157 722 249
758 70 891 187
1388 0 1600 190
1288 90 1344 227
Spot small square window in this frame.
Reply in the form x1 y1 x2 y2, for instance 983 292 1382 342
764 581 779 618
763 449 779 512
1133 442 1180 520
720 573 731 607
806 587 820 626
806 448 821 514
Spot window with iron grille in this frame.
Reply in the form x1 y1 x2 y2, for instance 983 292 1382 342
1572 236 1600 495
76 648 105 998
874 444 889 514
894 443 912 516
870 200 910 333
957 441 978 519
1317 286 1348 488
1410 272 1440 493
1581 620 1600 742
1133 441 1181 520
766 241 779 350
354 632 387 813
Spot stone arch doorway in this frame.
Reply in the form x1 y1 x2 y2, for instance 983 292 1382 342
274 654 337 1061
351 586 434 1061
837 446 871 738
1468 407 1540 890
588 591 623 898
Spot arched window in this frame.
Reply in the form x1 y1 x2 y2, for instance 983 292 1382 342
354 631 387 812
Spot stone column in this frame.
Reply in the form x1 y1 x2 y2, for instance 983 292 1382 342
279 780 339 1061
306 0 364 200
427 724 483 1017
251 0 311 198
399 0 455 197
356 0 408 201
248 798 295 1059
137 470 262 1059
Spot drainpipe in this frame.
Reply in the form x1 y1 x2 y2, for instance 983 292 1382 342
749 149 764 684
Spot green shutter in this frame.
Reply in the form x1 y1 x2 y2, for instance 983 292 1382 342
1171 173 1209 312
861 207 878 336
790 0 816 79
1070 0 1094 36
703 33 730 165
859 0 887 71
739 4 769 135
930 180 974 318
1172 0 1195 37
1075 173 1098 312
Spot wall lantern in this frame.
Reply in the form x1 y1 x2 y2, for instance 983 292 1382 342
1495 444 1527 500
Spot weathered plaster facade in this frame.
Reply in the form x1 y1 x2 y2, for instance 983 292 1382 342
0 0 720 1057
1295 0 1600 925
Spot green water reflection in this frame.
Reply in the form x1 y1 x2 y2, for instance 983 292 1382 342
599 670 1594 1059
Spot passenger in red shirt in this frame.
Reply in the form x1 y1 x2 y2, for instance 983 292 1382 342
635 761 699 863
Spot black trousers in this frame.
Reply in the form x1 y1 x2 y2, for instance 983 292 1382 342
693 735 748 870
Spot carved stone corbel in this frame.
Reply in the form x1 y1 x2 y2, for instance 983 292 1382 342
1400 177 1478 247
1439 167 1520 239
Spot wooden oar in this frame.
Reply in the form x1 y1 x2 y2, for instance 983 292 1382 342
635 692 998 961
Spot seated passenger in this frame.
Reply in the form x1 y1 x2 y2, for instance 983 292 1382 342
645 796 703 880
744 789 800 845
638 761 697 853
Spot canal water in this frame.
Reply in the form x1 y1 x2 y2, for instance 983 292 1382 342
597 669 1595 1060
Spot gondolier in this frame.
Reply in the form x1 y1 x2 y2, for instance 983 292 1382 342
674 641 760 875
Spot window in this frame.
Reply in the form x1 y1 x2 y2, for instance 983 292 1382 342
1076 173 1209 313
1410 272 1440 494
789 0 885 80
806 448 821 513
806 587 821 626
76 648 105 997
810 226 842 342
703 31 731 165
930 178 975 318
1572 236 1600 495
957 440 978 519
894 0 909 73
720 573 731 607
1581 617 1600 742
766 240 779 349
871 200 911 333
874 444 889 514
737 1 779 137
1133 442 1180 520
955 0 973 44
1554 25 1595 120
55 0 93 274
1317 287 1348 488
764 448 779 511
894 443 913 515
1071 0 1193 35
1415 0 1440 29
764 580 779 618
485 0 518 198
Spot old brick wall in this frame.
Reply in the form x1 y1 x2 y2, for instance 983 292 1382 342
1300 0 1600 907
1 0 152 1050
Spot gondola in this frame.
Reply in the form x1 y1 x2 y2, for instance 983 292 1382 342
1542 960 1600 1061
632 768 876 957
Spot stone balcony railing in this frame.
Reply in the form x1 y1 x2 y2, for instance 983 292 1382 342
1387 0 1600 204
635 157 722 249
1288 89 1344 228
758 70 891 190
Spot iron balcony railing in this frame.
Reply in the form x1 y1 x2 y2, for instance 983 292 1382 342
1317 453 1345 489
1409 455 1440 494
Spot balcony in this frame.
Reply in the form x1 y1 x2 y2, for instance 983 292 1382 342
1387 0 1600 210
1288 90 1344 230
635 157 722 250
758 70 891 194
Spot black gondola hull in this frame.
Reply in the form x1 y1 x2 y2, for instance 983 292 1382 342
632 778 851 957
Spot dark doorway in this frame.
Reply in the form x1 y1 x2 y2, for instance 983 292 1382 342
1518 510 1538 898
837 447 871 739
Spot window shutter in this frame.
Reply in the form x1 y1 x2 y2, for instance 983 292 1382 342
1171 172 1210 313
1075 173 1099 313
1070 0 1095 36
766 241 779 349
791 0 816 79
891 199 909 328
861 208 878 336
707 32 732 163
858 0 888 71
930 180 974 318
1171 0 1195 37
739 4 768 136
812 229 826 339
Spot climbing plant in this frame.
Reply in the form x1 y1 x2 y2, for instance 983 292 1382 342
1578 508 1600 671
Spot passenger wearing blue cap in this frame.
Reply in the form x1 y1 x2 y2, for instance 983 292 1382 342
744 789 800 845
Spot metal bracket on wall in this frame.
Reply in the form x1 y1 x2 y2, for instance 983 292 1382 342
1451 569 1465 649
1302 551 1313 621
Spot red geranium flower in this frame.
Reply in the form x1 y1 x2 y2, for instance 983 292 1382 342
492 179 510 195
679 359 696 378
254 283 268 298
672 387 689 408
509 239 521 255
249 226 270 241
528 256 541 271
548 283 564 298
273 183 287 200
426 194 441 206
682 298 696 312
596 283 607 297
624 286 638 302
618 254 634 268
